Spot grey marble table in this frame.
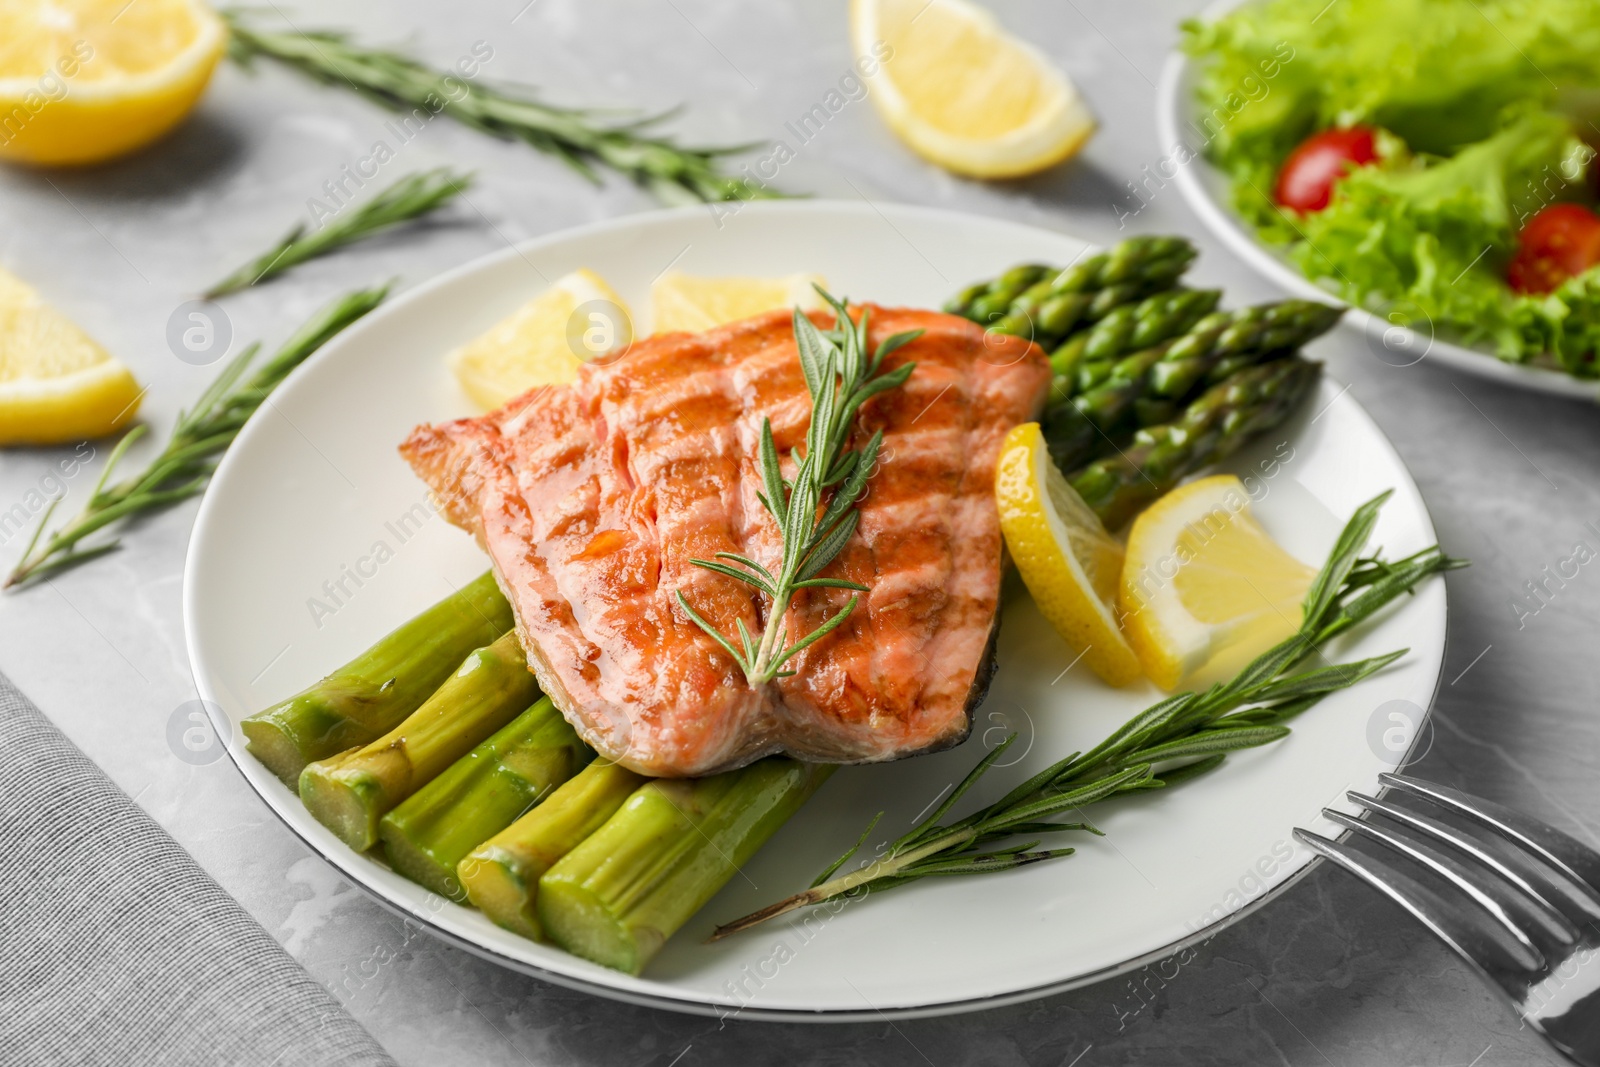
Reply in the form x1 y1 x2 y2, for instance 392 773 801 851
1 2 1594 1064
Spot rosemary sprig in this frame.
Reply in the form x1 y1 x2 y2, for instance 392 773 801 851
710 492 1466 939
4 287 389 590
675 289 920 686
205 168 470 298
224 14 787 207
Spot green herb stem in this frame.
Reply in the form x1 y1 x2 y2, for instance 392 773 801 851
710 491 1465 940
223 14 787 206
4 286 388 590
675 289 920 686
205 168 470 297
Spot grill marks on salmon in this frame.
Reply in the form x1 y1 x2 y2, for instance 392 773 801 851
402 306 1049 777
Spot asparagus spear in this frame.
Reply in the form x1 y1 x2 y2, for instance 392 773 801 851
944 264 1051 323
242 571 513 785
298 631 538 851
1045 300 1342 471
1048 288 1222 385
538 759 835 974
1070 357 1322 530
458 761 649 940
378 697 592 900
945 236 1198 349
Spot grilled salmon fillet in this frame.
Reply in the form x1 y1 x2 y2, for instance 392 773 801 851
402 306 1049 777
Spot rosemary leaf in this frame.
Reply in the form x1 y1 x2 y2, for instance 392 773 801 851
1151 753 1226 787
205 168 470 297
812 812 884 888
897 848 1077 878
1301 488 1391 626
1115 725 1290 768
1240 649 1409 705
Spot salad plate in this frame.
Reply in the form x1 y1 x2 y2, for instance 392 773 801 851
184 200 1447 1019
1155 3 1600 402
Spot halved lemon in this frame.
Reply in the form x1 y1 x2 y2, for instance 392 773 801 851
0 0 227 166
851 0 1096 179
651 271 826 335
449 269 632 410
995 421 1141 687
1120 475 1316 691
0 266 141 445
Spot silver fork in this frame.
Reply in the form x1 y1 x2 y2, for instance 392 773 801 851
1295 772 1600 1066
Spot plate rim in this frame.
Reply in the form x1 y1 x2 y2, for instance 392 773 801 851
1153 30 1600 402
182 197 1448 1020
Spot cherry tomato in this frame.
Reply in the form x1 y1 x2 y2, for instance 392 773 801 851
1507 203 1600 295
1273 127 1379 213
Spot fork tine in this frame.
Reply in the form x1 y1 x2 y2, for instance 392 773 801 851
1381 773 1600 896
1295 828 1545 978
1324 809 1574 959
1324 807 1572 956
1350 790 1590 935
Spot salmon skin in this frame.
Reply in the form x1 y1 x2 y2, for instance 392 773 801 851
402 306 1049 778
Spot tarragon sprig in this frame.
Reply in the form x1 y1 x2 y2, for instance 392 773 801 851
4 287 388 590
710 491 1466 938
205 168 470 298
674 289 920 686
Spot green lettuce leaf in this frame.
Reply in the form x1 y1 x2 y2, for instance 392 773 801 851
1184 0 1600 373
1516 271 1600 377
1290 114 1593 363
1185 0 1600 161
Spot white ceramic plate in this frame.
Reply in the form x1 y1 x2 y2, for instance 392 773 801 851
1155 19 1600 401
184 200 1447 1020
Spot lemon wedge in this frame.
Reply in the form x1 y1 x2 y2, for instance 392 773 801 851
0 267 141 445
1120 475 1316 691
995 421 1141 687
0 0 226 166
449 269 632 410
851 0 1096 179
651 271 826 335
